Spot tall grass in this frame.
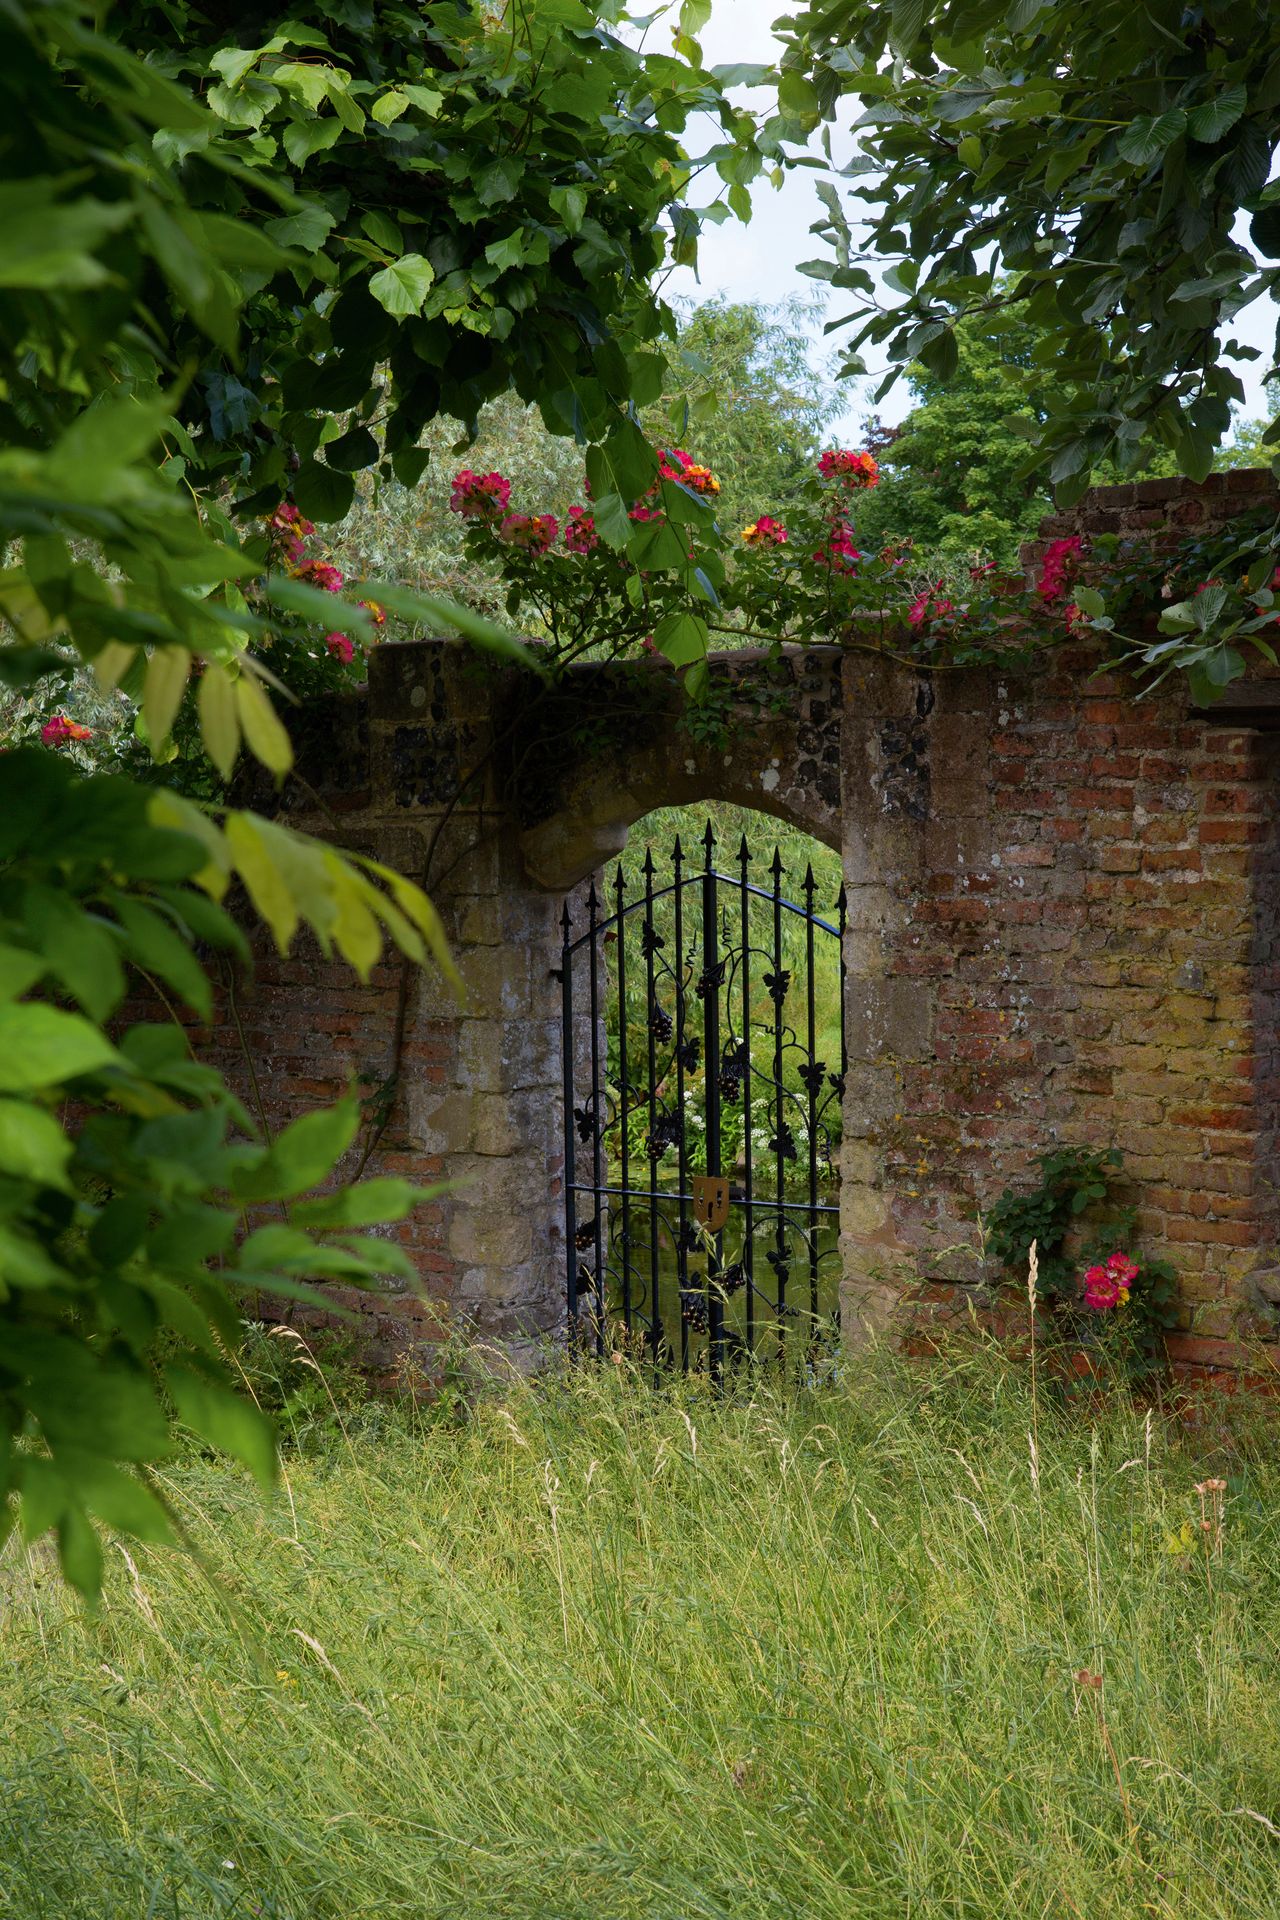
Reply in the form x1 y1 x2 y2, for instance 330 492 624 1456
2 1345 1279 1918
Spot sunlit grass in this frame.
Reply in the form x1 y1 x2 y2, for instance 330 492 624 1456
2 1343 1279 1918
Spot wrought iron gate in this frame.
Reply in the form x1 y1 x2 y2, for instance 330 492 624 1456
557 822 846 1371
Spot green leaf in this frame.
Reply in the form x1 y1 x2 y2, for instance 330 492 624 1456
273 59 337 111
627 518 690 571
291 1177 425 1228
234 1098 361 1203
888 0 928 56
0 1099 72 1189
1186 86 1248 145
235 675 294 777
198 663 242 780
111 896 211 1020
1117 110 1187 167
25 884 125 1021
166 1367 276 1489
360 209 403 254
652 609 709 669
143 647 190 752
1072 585 1106 618
476 157 523 205
264 204 335 251
371 88 410 124
293 458 356 523
359 581 531 663
0 1004 120 1091
282 117 343 167
0 945 45 1002
549 184 587 233
778 68 820 118
918 327 959 380
325 424 379 472
224 813 298 951
368 252 436 318
485 230 526 271
57 1507 104 1598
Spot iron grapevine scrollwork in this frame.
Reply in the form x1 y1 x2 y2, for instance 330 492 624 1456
648 1005 673 1044
679 1283 710 1332
695 956 728 999
646 1111 683 1160
558 822 845 1370
763 967 791 1006
675 1033 701 1074
718 1039 747 1103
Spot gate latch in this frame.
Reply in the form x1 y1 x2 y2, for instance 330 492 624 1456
692 1175 730 1231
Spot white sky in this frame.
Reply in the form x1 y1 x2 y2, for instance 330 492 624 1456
662 0 1278 442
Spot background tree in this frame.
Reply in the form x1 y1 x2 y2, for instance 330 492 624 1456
850 310 1270 567
645 299 842 526
779 0 1280 495
851 308 1051 564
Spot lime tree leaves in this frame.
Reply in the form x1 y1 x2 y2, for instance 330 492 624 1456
781 1 1280 496
0 754 438 1597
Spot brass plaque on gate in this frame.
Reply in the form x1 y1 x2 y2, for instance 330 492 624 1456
692 1175 730 1231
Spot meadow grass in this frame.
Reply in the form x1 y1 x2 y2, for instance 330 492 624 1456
2 1341 1279 1918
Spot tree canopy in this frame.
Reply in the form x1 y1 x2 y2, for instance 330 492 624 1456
778 0 1280 495
852 308 1051 563
0 0 775 1594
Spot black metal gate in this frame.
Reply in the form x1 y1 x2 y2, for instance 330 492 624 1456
557 821 846 1371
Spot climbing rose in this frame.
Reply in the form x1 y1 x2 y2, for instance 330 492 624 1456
657 448 720 495
326 633 355 664
1083 1250 1139 1311
908 584 955 629
358 599 386 628
1036 535 1082 604
269 501 315 538
741 516 788 547
301 560 343 594
501 512 558 556
40 714 92 746
817 449 879 489
564 506 598 553
812 522 861 573
449 469 511 520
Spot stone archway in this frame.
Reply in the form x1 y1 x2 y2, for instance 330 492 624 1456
506 645 843 889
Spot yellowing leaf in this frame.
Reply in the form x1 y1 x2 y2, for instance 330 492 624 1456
224 813 298 952
147 792 232 901
367 859 460 991
92 641 136 694
324 857 383 980
199 661 242 779
143 647 190 750
372 88 409 124
235 671 293 775
249 816 337 944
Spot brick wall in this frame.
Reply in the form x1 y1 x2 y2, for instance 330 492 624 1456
183 473 1280 1379
838 475 1280 1373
